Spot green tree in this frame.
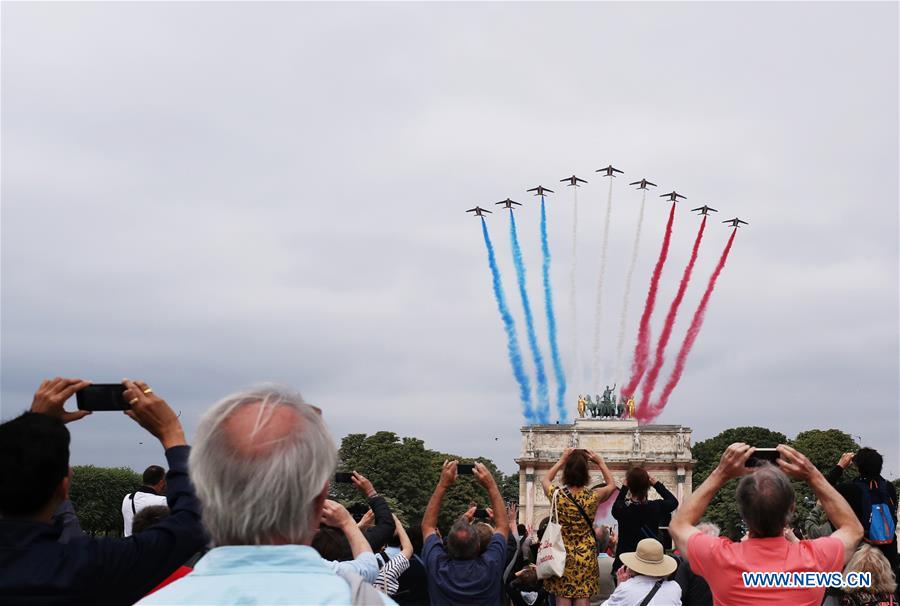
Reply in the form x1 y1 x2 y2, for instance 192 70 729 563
69 465 141 536
789 429 861 528
333 432 513 531
692 427 788 539
500 472 520 505
791 429 860 478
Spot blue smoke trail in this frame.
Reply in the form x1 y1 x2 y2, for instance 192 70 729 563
481 217 534 422
509 210 549 424
540 197 568 423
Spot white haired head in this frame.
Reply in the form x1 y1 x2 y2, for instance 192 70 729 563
189 384 337 546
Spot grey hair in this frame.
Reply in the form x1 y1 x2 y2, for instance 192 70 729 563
736 463 795 538
595 525 611 552
696 522 721 537
189 384 337 546
447 519 480 560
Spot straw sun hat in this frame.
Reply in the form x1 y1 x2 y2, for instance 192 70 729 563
619 538 678 577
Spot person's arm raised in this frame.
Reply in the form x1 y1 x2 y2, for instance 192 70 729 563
649 475 679 512
777 444 863 565
422 460 456 539
93 381 204 605
474 462 508 539
353 471 394 552
322 500 372 557
395 515 414 560
588 450 617 501
30 377 92 423
541 448 573 496
670 442 754 560
122 379 186 449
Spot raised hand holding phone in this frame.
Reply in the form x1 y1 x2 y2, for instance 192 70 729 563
31 377 92 423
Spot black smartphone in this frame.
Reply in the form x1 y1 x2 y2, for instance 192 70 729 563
457 463 475 475
334 472 354 483
474 508 489 520
746 448 780 467
76 384 128 411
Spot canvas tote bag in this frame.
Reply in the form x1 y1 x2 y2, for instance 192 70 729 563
536 488 567 579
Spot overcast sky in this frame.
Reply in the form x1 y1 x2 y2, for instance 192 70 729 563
2 2 898 478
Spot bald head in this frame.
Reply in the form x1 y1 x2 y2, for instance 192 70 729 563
189 385 337 546
221 402 304 458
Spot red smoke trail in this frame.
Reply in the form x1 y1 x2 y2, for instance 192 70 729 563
638 216 707 415
641 228 737 423
621 202 676 401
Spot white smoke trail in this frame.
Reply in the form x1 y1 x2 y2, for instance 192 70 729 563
590 177 615 392
569 185 580 393
614 188 647 387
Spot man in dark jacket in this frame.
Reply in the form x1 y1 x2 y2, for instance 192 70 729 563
826 448 898 569
0 377 206 606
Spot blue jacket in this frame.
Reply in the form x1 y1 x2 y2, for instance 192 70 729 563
0 445 206 605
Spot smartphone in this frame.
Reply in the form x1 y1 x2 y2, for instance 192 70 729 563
474 508 489 520
76 384 129 411
334 472 354 483
457 463 475 475
746 448 780 467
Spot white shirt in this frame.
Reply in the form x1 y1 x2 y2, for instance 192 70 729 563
601 575 682 606
323 552 380 584
121 490 168 536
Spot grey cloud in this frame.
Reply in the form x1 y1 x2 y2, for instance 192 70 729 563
2 2 897 476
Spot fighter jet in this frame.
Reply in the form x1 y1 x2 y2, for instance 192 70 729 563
560 175 588 187
691 205 718 216
466 207 492 217
527 185 555 196
660 191 687 202
629 179 657 190
723 217 749 228
495 198 522 209
596 165 624 177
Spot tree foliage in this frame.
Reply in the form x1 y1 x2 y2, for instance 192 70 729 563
691 426 788 539
333 431 514 531
792 429 860 478
69 465 141 536
692 426 864 540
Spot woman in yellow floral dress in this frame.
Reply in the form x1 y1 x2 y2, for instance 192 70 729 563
541 448 617 606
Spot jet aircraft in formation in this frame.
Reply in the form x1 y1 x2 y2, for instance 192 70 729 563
560 175 588 187
660 191 687 202
468 172 748 227
692 205 718 216
596 165 624 177
629 178 657 190
527 185 554 196
723 217 749 228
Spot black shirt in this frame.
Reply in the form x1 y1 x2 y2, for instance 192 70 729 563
611 480 679 571
0 445 205 606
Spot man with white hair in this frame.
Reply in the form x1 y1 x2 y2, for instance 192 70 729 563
138 385 396 605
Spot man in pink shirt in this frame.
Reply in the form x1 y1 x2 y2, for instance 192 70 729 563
669 443 863 606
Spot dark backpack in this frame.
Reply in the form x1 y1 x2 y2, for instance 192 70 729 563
855 478 897 545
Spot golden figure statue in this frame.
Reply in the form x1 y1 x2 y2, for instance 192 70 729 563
626 396 636 418
577 395 586 418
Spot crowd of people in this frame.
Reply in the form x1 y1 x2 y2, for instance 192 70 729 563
0 377 897 605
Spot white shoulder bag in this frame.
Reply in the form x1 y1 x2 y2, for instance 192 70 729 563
536 488 566 579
